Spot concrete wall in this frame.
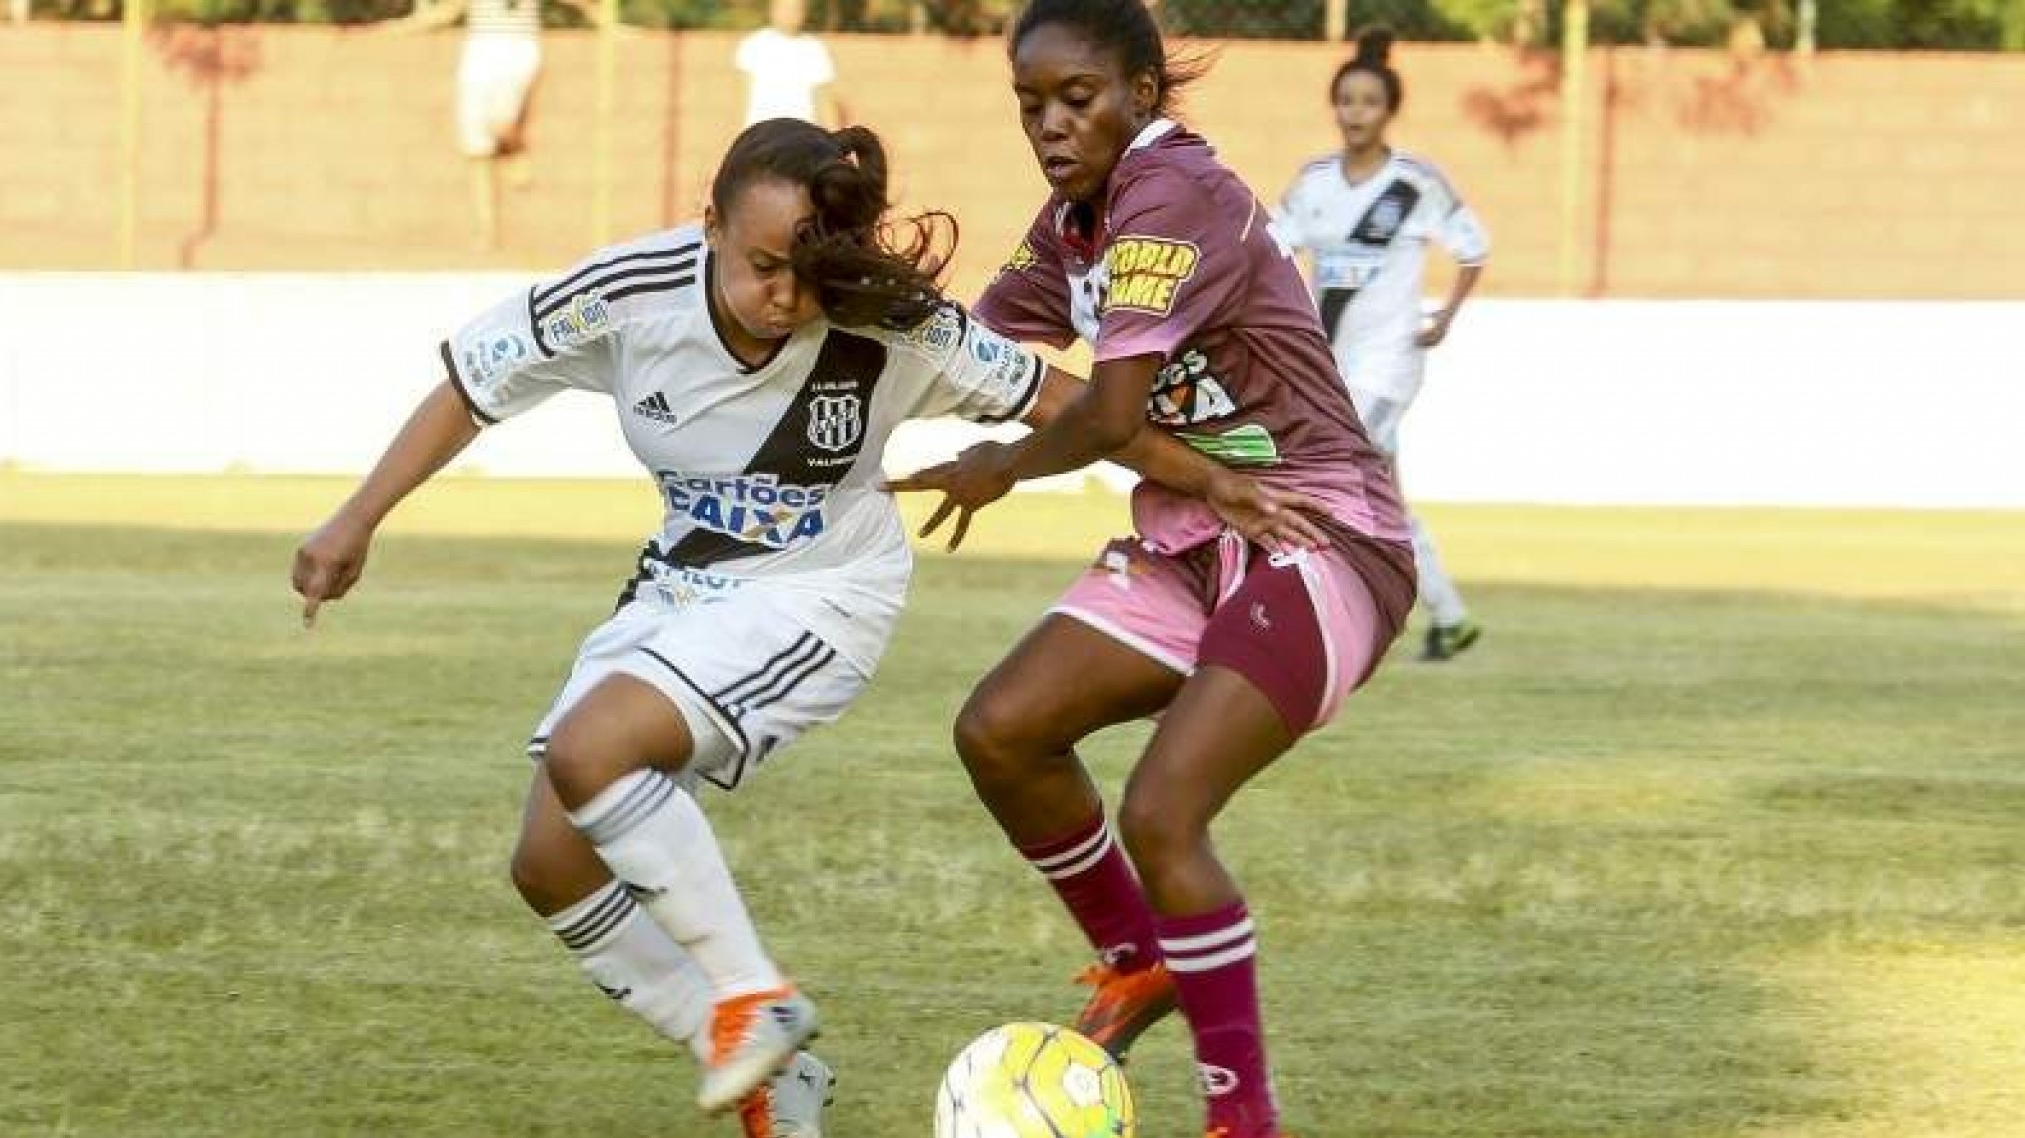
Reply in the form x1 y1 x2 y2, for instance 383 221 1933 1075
3 26 2023 299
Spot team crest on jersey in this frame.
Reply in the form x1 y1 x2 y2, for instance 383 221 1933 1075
1103 236 1201 316
542 291 612 349
806 393 863 453
1147 348 1238 427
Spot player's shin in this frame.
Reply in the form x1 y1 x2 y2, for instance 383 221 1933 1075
1156 900 1279 1136
1019 809 1161 974
567 770 785 1000
545 879 713 1062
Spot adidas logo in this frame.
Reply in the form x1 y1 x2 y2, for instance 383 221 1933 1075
632 391 679 425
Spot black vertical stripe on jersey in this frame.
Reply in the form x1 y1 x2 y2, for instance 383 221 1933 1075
1347 179 1423 247
1319 288 1358 346
662 330 889 569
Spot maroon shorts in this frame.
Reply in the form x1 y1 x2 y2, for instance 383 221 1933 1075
1049 534 1415 733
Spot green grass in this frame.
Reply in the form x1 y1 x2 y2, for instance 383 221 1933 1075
2 473 2022 1137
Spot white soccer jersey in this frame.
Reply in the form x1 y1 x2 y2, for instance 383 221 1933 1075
441 223 1043 672
1275 151 1488 399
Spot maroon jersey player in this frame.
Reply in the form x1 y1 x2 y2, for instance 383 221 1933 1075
888 3 1417 1137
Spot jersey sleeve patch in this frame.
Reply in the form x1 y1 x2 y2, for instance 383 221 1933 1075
1102 236 1203 317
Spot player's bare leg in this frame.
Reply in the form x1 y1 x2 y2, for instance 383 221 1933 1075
1119 665 1296 1138
955 614 1185 1055
957 614 1181 838
500 78 538 191
545 675 816 1115
468 157 501 252
512 758 831 1136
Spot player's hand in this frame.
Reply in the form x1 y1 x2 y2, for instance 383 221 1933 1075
1206 470 1332 555
883 440 1018 552
1416 308 1453 348
292 515 374 628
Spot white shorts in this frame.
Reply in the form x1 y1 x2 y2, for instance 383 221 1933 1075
527 579 871 792
457 34 541 157
1349 387 1412 457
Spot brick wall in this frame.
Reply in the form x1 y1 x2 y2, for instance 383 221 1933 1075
2 24 2020 298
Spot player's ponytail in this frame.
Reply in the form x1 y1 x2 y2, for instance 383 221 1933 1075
710 118 954 331
1332 26 1405 112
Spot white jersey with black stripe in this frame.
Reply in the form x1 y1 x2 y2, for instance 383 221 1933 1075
440 223 1044 670
1275 150 1489 399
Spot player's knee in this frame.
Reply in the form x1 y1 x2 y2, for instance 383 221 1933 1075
543 712 630 808
954 690 1038 787
1116 787 1205 868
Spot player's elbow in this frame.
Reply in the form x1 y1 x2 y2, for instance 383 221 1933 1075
1080 406 1142 455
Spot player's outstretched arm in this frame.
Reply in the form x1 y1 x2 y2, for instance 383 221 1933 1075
887 365 1329 553
1025 366 1330 553
292 379 482 626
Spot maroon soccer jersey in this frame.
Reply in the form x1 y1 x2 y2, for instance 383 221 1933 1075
976 120 1411 552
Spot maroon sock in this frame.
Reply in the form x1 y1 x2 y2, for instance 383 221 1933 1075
1016 811 1159 972
1157 901 1278 1136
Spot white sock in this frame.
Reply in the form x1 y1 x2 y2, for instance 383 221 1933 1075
569 770 785 1001
546 880 714 1063
1410 514 1469 627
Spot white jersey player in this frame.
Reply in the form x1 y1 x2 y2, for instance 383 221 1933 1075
292 119 1316 1138
1276 29 1490 661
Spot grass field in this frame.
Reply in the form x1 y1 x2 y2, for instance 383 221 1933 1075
2 473 2022 1138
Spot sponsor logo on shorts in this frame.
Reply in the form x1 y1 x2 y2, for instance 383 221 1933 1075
1102 236 1201 316
656 471 829 550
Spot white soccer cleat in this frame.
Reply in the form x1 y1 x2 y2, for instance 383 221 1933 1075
698 986 821 1114
739 1050 834 1138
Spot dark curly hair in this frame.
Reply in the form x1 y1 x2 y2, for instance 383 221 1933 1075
710 118 956 330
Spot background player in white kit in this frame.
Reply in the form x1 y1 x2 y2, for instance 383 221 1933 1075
1276 28 1491 661
292 118 1317 1137
388 0 604 250
736 0 843 127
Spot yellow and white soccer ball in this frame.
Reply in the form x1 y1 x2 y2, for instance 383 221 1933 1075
934 1021 1135 1138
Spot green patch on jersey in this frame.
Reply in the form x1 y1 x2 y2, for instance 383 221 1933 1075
1176 423 1281 467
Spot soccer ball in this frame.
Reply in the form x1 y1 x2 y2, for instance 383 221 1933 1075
934 1021 1135 1138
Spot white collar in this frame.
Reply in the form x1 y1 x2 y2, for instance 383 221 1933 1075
1125 118 1178 155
